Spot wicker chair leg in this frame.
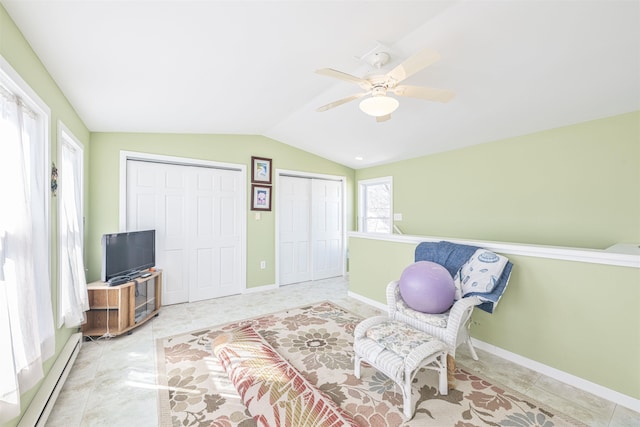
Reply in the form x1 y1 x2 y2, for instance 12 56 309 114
354 354 362 378
438 352 448 395
447 354 456 390
467 340 479 360
402 375 413 418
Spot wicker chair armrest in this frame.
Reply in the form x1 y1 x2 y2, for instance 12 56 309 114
386 280 401 315
353 315 389 339
445 296 481 333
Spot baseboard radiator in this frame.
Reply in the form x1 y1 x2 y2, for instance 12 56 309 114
18 332 82 427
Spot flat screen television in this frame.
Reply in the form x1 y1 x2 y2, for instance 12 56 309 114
101 229 156 283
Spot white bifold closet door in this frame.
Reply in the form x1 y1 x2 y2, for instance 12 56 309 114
279 176 343 285
126 160 244 305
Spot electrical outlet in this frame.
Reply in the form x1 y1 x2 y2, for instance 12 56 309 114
260 261 266 269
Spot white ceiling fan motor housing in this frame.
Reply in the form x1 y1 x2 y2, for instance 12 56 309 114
367 51 391 69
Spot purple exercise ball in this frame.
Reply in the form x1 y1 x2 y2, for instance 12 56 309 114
399 261 455 314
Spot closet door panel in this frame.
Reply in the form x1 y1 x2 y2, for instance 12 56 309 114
127 161 190 305
279 176 312 285
190 168 243 301
312 179 343 280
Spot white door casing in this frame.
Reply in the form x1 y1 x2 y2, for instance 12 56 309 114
122 152 246 305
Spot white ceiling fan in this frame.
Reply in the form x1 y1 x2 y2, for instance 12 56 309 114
316 48 455 122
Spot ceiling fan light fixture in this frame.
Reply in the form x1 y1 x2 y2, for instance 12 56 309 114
359 95 399 117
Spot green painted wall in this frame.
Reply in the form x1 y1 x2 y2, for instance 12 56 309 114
1 5 91 427
356 112 640 249
349 236 640 399
87 132 355 287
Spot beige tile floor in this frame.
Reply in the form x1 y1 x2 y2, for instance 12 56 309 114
46 277 639 426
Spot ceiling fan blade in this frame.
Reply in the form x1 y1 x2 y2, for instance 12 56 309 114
316 68 372 90
316 92 368 112
386 48 441 83
393 85 455 103
376 114 391 123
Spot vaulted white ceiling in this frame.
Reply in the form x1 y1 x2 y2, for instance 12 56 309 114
3 1 639 168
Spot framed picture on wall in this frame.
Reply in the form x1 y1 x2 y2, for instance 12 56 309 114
251 156 272 184
251 184 272 211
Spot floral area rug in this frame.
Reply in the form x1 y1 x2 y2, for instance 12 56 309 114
156 301 583 426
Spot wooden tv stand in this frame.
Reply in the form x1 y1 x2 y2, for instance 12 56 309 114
82 271 162 338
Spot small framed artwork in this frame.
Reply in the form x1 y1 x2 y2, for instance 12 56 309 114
251 184 272 211
251 156 272 184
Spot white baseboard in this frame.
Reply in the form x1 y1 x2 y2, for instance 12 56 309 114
471 338 640 412
347 291 387 312
242 283 278 294
347 290 640 412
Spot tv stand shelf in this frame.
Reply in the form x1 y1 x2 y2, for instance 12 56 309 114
82 271 162 338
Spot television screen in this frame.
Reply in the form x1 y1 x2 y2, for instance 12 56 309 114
101 230 156 283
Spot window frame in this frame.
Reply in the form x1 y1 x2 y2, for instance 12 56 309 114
57 121 84 240
358 176 393 234
57 121 85 326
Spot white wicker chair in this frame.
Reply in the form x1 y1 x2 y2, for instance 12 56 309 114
388 241 514 370
386 281 482 361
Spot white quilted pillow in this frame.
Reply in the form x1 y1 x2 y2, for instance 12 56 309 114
454 249 508 298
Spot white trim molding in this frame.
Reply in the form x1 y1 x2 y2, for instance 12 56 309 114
348 232 640 268
242 284 278 294
347 290 387 312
